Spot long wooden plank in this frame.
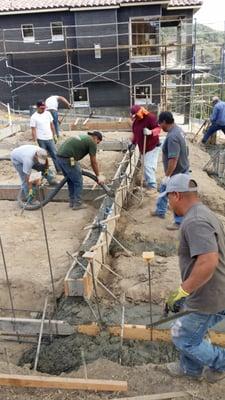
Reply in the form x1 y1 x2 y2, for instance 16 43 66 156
0 184 104 202
112 392 189 400
0 374 128 392
0 318 74 336
76 323 225 347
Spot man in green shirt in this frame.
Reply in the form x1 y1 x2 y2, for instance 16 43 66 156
57 131 104 210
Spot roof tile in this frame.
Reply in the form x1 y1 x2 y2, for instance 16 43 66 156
0 0 202 12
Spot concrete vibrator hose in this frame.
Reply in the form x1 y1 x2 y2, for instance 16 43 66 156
17 170 113 211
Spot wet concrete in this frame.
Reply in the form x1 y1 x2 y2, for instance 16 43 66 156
110 232 177 258
19 330 178 375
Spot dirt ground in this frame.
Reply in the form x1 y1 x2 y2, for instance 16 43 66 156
1 126 225 399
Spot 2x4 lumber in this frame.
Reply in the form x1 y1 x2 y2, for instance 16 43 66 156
112 392 189 400
76 323 225 348
0 318 74 336
0 184 104 202
0 374 128 392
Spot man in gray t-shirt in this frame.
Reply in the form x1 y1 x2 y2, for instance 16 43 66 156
163 174 225 383
152 112 189 230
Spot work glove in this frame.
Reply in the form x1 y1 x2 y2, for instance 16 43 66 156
53 135 58 144
161 176 170 186
143 127 152 136
97 175 106 185
26 188 36 204
166 286 189 313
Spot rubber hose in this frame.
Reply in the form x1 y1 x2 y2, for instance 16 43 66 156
18 170 112 211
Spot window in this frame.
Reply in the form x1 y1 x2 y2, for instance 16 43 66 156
51 22 64 41
73 88 89 108
131 19 159 57
94 44 102 59
21 24 35 43
134 85 152 105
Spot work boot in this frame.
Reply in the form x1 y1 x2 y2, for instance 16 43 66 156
166 362 203 381
151 211 165 219
69 199 74 208
166 223 180 231
203 368 225 384
72 202 87 210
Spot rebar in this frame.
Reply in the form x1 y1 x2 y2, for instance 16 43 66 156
0 236 20 342
34 296 48 371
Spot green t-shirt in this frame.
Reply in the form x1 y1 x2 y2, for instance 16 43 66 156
57 135 97 160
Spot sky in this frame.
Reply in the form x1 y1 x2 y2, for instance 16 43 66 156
195 0 225 31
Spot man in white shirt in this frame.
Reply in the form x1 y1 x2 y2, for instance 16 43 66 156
11 145 48 203
45 95 71 137
30 100 61 173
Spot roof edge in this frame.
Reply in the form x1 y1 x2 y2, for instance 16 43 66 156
0 7 69 16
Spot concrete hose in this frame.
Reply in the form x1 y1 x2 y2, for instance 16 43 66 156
17 170 113 211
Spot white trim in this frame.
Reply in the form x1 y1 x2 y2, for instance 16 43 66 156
0 8 69 16
134 84 153 105
70 6 119 11
73 87 90 108
21 24 35 43
121 1 168 6
167 5 201 10
50 21 64 42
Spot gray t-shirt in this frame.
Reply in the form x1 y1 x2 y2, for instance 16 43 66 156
179 202 225 313
11 145 39 175
162 124 189 176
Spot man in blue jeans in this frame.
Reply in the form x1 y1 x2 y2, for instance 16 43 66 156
164 174 225 383
57 131 104 210
30 100 61 174
202 96 225 143
151 111 189 230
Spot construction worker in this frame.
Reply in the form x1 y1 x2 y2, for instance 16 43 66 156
202 96 225 144
164 174 225 383
56 131 104 210
130 105 161 195
30 100 61 174
11 145 48 204
45 95 71 137
151 111 189 230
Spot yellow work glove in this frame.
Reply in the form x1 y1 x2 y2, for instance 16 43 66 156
53 135 58 144
166 286 189 313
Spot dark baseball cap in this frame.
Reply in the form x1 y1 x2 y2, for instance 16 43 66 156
36 100 46 108
88 131 103 141
130 105 141 115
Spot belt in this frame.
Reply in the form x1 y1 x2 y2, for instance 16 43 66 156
57 155 69 159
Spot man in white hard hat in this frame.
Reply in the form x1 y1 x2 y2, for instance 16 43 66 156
202 96 225 143
11 145 48 204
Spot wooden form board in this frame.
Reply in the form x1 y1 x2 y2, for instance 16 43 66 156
0 374 128 392
112 392 190 400
0 317 74 336
64 147 140 299
75 323 225 348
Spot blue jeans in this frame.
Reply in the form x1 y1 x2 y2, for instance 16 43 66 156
57 157 83 204
202 123 225 143
144 145 161 189
37 139 60 173
155 183 182 225
50 110 60 137
171 310 225 376
11 159 28 197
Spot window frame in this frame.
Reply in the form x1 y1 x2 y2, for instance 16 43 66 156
129 17 160 61
21 24 35 43
51 21 64 42
134 84 153 105
73 87 90 108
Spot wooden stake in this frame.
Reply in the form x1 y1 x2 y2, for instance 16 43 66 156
0 374 128 392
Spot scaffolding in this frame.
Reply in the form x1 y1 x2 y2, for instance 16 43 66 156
0 17 224 124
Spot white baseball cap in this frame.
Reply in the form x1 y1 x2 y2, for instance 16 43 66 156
159 174 198 197
36 148 48 164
